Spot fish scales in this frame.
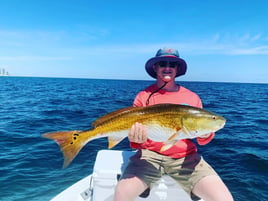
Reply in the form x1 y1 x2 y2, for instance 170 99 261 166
93 104 191 131
93 105 180 132
43 103 226 168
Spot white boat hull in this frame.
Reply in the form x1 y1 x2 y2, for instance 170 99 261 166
51 150 204 201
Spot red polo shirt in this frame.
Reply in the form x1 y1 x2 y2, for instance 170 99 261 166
130 84 215 158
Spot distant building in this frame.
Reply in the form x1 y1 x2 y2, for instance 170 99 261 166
0 68 9 76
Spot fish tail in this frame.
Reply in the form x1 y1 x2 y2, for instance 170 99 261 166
42 130 85 168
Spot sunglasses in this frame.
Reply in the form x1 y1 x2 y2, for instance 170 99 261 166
158 61 178 68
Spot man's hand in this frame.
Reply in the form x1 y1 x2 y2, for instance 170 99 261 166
128 122 147 143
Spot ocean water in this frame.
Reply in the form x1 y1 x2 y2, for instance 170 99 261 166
0 77 267 201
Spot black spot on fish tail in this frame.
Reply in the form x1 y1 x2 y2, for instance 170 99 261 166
73 133 80 140
69 133 80 145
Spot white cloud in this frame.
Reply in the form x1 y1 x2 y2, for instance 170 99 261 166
1 29 268 60
0 56 72 61
230 46 268 55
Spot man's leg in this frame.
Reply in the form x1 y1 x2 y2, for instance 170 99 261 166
192 175 234 201
114 175 148 201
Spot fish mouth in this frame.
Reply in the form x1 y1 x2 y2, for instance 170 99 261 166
215 120 226 130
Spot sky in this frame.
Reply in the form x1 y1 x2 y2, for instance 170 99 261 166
0 0 268 83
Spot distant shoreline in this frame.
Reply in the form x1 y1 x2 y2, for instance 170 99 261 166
0 75 267 85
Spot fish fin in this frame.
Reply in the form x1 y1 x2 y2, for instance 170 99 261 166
159 133 178 152
182 126 190 135
42 130 84 168
179 126 196 139
160 140 177 152
107 136 123 149
168 133 177 141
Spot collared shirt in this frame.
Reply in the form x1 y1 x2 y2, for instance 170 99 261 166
130 84 215 158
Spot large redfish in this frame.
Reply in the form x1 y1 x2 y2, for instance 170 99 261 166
43 104 226 168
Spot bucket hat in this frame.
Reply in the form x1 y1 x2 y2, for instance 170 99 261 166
145 48 187 78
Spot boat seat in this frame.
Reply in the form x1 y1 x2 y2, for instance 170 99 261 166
92 149 194 201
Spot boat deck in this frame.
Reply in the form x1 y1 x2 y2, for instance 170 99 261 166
51 150 204 201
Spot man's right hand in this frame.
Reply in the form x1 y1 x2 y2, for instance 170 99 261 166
128 122 147 143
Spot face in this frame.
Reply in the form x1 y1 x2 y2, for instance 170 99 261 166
153 61 179 81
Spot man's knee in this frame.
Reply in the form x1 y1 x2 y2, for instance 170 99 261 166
114 177 148 201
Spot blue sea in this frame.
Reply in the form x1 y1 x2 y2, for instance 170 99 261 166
0 77 267 201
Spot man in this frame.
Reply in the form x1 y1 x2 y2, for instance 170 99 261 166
114 48 233 201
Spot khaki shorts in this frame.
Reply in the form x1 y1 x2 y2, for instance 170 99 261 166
120 149 218 200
